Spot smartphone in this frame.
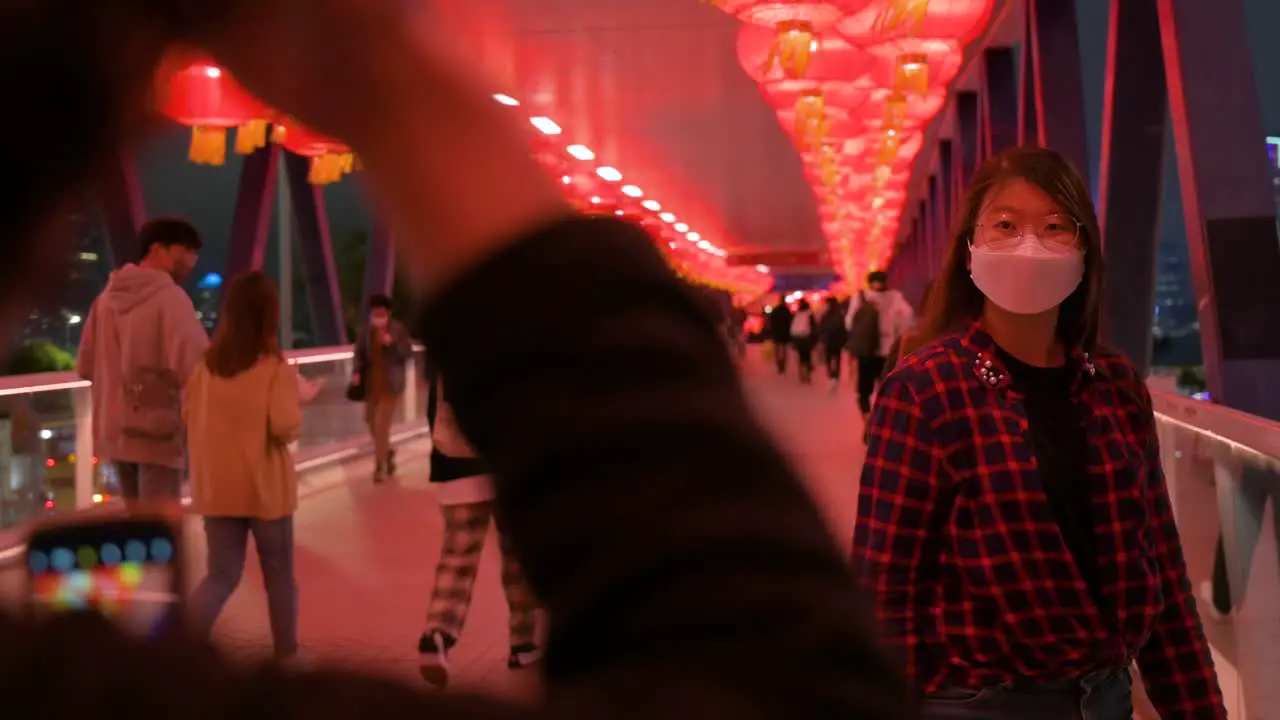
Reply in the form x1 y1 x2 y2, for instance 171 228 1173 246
25 511 186 639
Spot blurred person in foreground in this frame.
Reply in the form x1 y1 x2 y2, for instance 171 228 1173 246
0 2 909 718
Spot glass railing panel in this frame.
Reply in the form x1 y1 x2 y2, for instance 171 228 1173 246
1150 388 1280 719
0 374 97 533
0 344 428 547
290 346 426 454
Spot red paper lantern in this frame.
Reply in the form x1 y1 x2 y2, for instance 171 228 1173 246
275 120 357 186
157 59 270 166
763 76 877 115
714 0 877 30
837 0 995 45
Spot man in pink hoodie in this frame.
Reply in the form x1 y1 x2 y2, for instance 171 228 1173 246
76 218 210 504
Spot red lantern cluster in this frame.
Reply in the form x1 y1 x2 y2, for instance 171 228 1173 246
718 0 996 287
494 93 773 300
155 55 357 186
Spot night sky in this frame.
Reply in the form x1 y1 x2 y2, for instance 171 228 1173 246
132 0 1280 284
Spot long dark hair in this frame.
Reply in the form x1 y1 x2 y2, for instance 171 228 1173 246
205 271 281 378
906 147 1103 354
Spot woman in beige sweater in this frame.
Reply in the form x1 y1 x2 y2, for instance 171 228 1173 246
183 270 302 659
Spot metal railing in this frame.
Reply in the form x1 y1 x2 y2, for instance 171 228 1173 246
0 343 1268 711
1147 384 1280 717
0 344 428 555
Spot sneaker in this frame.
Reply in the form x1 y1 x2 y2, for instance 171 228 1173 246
275 650 309 673
418 630 452 687
1199 580 1231 622
829 378 839 395
507 642 544 670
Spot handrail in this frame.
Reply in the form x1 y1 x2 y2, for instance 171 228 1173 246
0 343 425 397
0 341 428 560
1148 384 1280 460
0 347 1270 461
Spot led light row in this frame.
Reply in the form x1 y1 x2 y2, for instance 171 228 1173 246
493 93 763 274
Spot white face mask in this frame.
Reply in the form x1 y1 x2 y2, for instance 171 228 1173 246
969 236 1084 315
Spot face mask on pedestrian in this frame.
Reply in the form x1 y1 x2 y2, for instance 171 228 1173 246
969 234 1084 315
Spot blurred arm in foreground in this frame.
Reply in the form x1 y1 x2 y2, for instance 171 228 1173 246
0 2 910 718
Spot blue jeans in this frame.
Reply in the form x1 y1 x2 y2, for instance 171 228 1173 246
191 516 298 656
114 462 182 503
921 667 1133 719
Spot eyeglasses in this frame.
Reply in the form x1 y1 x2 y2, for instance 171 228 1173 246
973 214 1081 251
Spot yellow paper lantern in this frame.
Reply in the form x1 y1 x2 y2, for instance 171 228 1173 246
893 54 931 96
762 20 817 79
872 0 931 37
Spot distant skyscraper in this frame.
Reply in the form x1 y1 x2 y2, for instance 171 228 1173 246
1268 136 1280 217
14 205 112 351
1152 232 1197 337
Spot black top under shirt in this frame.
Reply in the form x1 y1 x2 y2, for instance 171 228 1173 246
996 348 1100 600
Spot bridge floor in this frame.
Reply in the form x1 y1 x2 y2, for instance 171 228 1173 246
7 349 1257 716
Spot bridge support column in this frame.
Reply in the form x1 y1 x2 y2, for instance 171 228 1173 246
907 214 921 306
1159 0 1280 420
362 218 397 316
1098 0 1166 375
917 199 928 295
97 151 146 268
1018 8 1039 147
982 47 1018 159
226 145 280 280
284 151 348 347
939 140 955 244
928 173 942 281
956 91 981 198
1028 0 1091 179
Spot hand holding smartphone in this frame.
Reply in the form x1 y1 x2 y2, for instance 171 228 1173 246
25 510 187 640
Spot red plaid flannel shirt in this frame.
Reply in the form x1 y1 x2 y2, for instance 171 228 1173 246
853 321 1224 718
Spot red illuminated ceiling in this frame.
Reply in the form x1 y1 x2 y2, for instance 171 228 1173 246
151 34 773 296
164 1 1002 293
429 0 1000 287
431 0 826 271
706 0 996 284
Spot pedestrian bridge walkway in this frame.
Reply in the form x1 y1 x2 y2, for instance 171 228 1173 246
0 345 1273 714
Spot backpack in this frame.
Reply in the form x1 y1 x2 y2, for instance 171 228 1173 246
790 311 815 339
846 292 882 358
818 309 848 348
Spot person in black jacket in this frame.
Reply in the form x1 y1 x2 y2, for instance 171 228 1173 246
0 2 911 718
817 296 849 394
766 301 793 374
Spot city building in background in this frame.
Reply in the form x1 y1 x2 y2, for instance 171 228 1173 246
13 208 110 354
1268 136 1280 215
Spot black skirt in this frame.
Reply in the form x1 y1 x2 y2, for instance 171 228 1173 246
430 449 488 483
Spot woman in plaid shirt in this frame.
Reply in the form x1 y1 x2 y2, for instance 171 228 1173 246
854 147 1224 719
